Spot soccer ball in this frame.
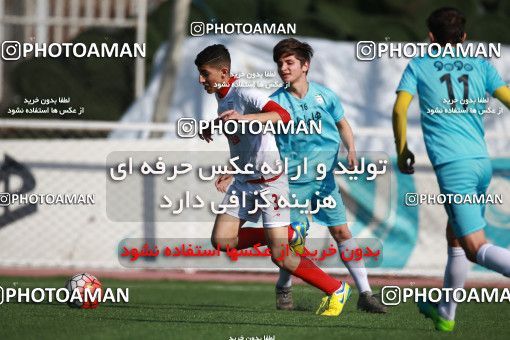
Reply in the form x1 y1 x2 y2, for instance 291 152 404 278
65 273 102 309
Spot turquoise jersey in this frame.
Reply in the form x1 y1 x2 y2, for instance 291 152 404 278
270 82 345 183
397 54 506 167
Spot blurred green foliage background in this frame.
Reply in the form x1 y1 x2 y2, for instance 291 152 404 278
6 0 510 121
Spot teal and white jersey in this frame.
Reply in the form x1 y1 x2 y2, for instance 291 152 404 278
397 54 506 167
270 82 345 183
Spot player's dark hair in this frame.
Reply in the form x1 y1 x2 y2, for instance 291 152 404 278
427 7 466 45
273 38 314 65
194 44 231 69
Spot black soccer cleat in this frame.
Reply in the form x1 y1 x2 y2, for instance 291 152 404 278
357 291 388 313
276 287 293 310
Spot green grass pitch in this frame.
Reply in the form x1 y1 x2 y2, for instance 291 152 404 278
0 276 508 339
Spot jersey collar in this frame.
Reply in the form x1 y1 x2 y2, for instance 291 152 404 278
217 76 237 99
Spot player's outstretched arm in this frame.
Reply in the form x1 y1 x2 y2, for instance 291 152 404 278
336 118 358 169
392 91 415 174
493 85 510 110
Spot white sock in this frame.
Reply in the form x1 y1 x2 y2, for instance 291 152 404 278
276 268 292 289
476 243 510 277
438 247 469 320
338 238 371 293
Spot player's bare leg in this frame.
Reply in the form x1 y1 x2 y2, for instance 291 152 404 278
212 213 307 254
264 226 300 272
458 229 488 262
211 213 245 250
459 229 510 276
329 224 387 313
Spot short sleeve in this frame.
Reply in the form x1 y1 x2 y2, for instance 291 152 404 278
484 60 507 95
327 91 345 122
237 87 270 112
396 61 418 96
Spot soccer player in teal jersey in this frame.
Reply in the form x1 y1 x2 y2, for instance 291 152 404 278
270 38 387 314
393 7 510 332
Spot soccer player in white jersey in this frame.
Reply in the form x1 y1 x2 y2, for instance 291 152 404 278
195 44 351 316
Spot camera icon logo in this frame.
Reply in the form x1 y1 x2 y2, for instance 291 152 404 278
381 286 401 306
0 193 11 207
190 22 205 37
405 193 419 207
177 118 197 138
1 41 22 61
356 41 377 61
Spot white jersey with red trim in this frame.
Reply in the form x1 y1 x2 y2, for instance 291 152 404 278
216 83 281 182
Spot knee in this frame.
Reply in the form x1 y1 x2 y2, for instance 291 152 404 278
210 237 221 250
460 232 487 263
211 237 237 251
464 249 478 263
272 254 300 272
271 256 285 268
462 243 483 263
329 225 352 243
271 253 293 269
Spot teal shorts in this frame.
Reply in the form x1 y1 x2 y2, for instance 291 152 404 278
289 172 347 227
435 158 492 237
